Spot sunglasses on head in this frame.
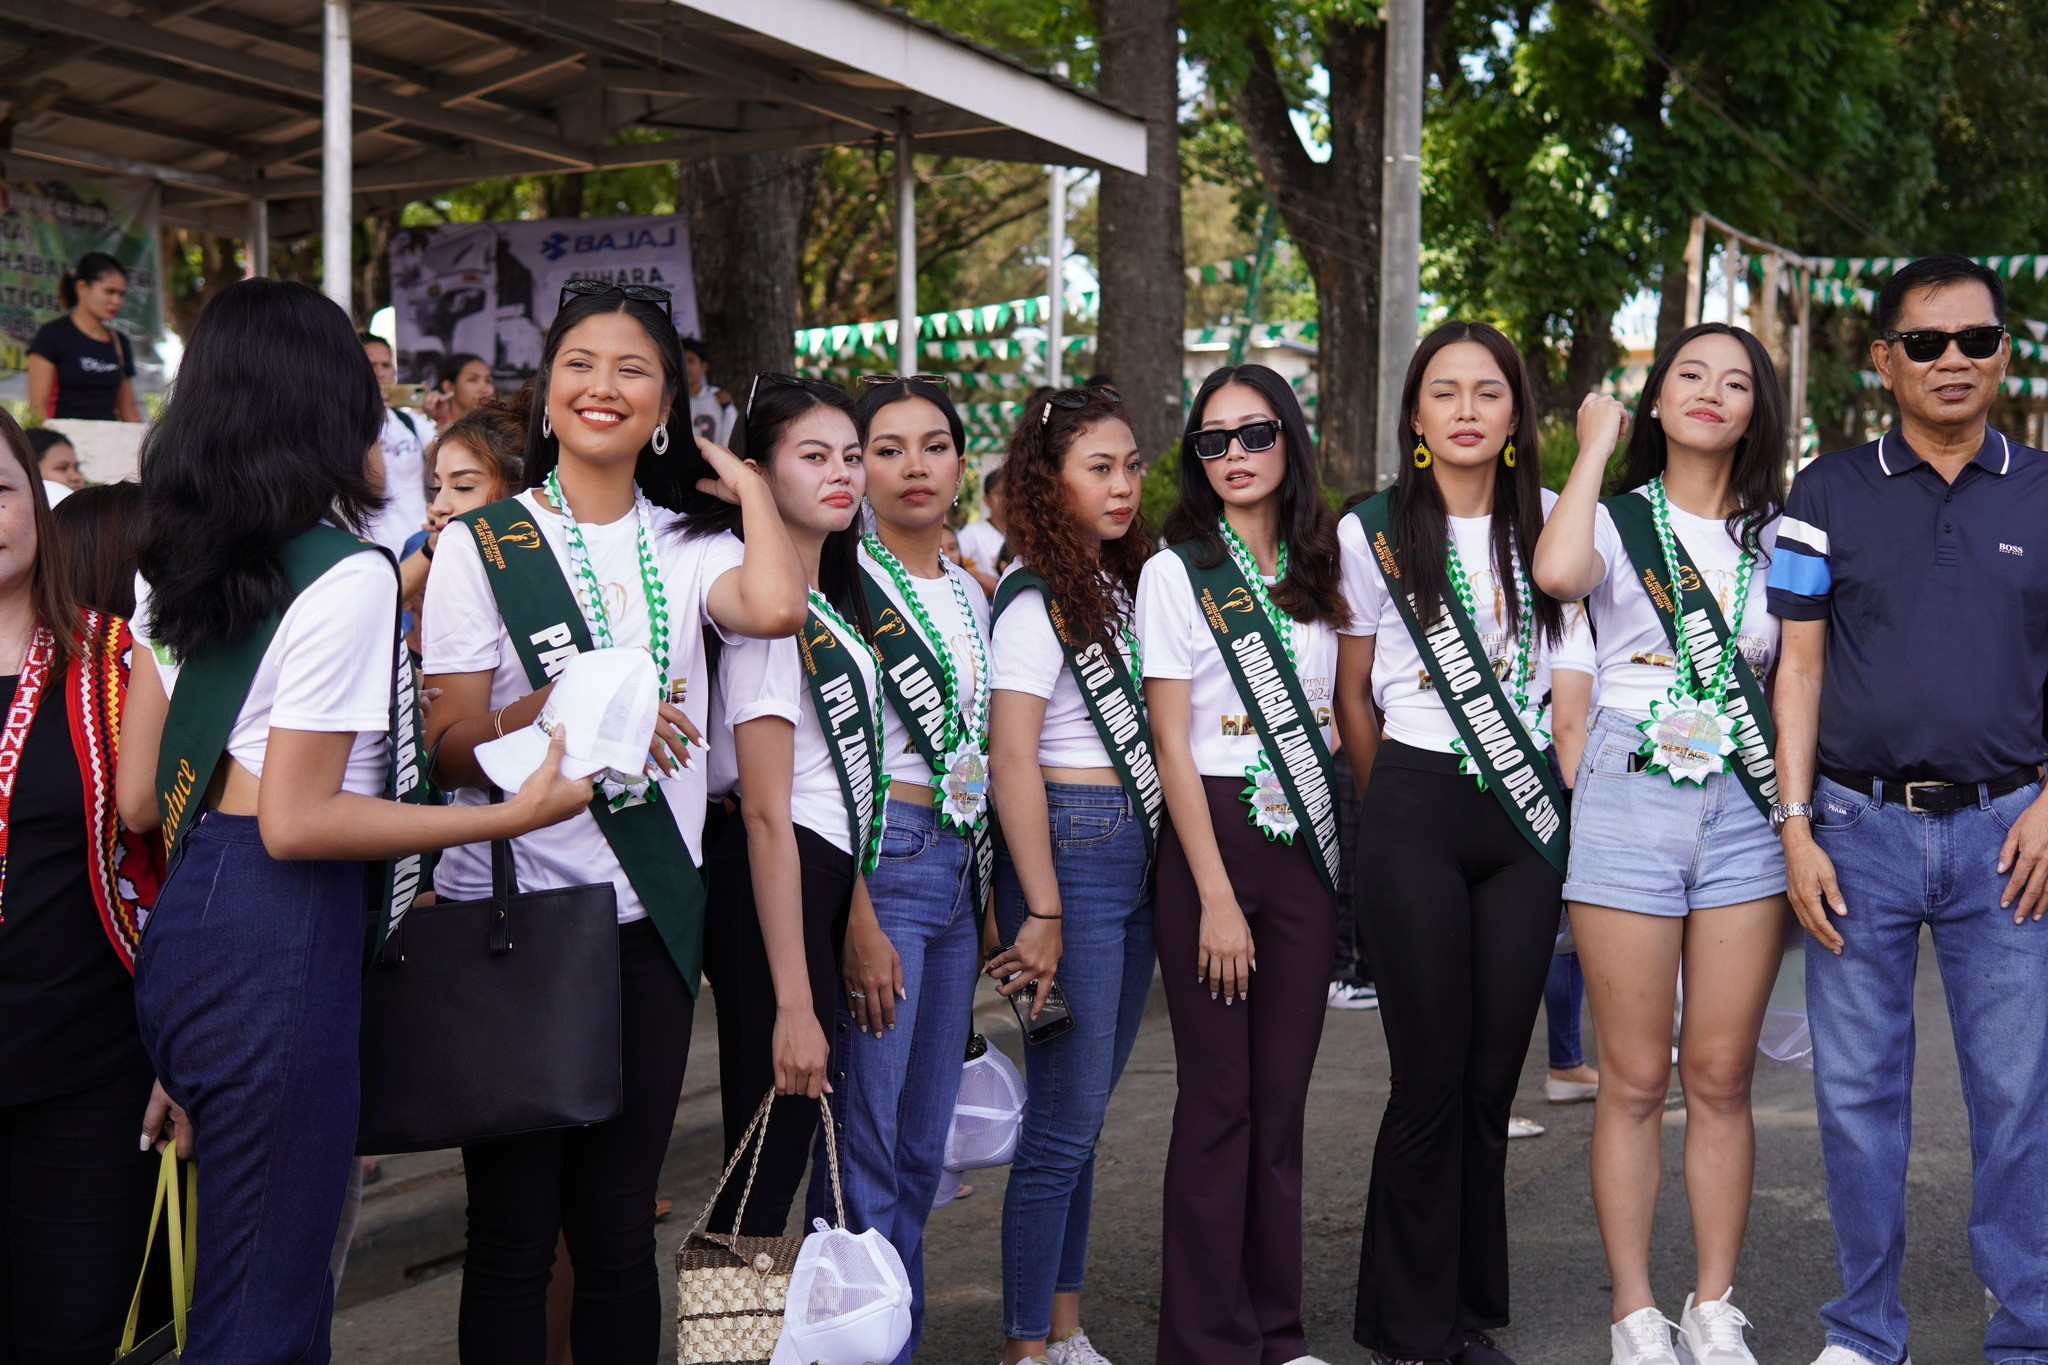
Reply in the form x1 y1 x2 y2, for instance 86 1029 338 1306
746 371 847 418
557 278 674 320
858 373 952 390
1185 419 1281 461
1038 384 1122 426
1882 325 2006 363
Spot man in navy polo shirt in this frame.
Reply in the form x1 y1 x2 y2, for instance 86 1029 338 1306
1768 253 2048 1365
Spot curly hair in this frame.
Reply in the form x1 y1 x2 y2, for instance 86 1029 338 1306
1002 388 1151 648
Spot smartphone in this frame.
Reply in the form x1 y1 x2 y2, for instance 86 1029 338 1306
381 382 426 408
987 943 1075 1045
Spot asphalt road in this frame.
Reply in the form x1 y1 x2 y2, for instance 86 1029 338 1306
334 934 1993 1364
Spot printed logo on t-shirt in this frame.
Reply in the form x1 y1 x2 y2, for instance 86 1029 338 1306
77 356 121 375
1221 705 1332 737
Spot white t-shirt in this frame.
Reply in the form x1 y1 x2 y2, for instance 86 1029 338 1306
132 550 397 796
422 491 745 921
1339 490 1560 754
860 546 991 788
366 406 430 557
687 384 735 448
1582 491 1780 714
955 520 1005 576
989 565 1138 769
1133 547 1338 779
1552 600 1596 679
707 606 879 856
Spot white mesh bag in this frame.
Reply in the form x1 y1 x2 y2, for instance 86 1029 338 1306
943 1034 1025 1173
768 1219 912 1365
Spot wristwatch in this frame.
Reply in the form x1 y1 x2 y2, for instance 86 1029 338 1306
1769 801 1814 833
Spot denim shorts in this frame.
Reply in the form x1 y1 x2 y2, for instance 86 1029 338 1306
1561 706 1786 917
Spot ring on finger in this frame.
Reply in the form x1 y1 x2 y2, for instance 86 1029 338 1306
849 988 867 1000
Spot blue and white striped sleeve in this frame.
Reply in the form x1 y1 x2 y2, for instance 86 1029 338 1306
1766 472 1831 620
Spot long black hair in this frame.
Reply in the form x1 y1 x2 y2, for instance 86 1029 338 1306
1393 321 1561 644
685 376 870 634
61 252 126 311
137 277 382 659
1163 364 1346 630
1611 322 1785 555
521 290 690 532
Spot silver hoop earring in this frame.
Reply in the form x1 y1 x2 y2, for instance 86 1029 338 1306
542 409 552 438
652 423 669 456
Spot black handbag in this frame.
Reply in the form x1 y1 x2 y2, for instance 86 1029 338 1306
357 830 624 1154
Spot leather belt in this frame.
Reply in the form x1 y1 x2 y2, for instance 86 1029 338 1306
1820 764 2040 814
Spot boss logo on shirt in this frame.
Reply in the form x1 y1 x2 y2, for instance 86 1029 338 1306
2001 542 2025 556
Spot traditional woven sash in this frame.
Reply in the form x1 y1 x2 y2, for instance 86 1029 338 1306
1350 492 1567 873
1602 493 1778 817
457 499 707 991
992 570 1163 856
1167 541 1339 900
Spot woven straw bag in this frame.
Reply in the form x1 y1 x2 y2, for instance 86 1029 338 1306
676 1091 845 1364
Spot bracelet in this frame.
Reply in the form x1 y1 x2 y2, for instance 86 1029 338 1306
491 703 512 738
1024 908 1063 920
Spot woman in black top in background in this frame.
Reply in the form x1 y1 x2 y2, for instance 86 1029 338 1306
28 255 141 423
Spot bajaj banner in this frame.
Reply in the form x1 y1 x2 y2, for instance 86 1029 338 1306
0 178 162 380
388 214 699 384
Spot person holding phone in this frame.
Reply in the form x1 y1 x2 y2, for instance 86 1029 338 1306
985 386 1158 1365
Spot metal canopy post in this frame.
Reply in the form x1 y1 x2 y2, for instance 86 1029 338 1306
1046 164 1066 389
322 0 352 312
246 196 269 279
1375 0 1423 489
895 120 917 378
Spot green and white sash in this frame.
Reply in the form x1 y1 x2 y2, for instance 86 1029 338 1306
155 524 433 966
859 567 995 909
1601 493 1778 818
795 602 886 874
1168 541 1340 900
1350 492 1567 874
456 499 708 992
992 570 1163 857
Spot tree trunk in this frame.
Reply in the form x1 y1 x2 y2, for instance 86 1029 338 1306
683 150 822 385
1090 0 1185 460
1564 299 1618 409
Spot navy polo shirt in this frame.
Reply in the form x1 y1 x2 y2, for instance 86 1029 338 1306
1767 428 2048 782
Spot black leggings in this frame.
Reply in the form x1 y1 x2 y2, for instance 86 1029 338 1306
458 917 694 1365
1352 741 1562 1360
702 812 853 1236
0 1065 158 1365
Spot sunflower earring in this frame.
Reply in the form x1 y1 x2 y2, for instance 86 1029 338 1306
1502 439 1517 468
1412 437 1432 469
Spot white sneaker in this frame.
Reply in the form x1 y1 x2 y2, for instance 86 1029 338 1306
1676 1291 1755 1365
1279 1357 1336 1365
1544 1075 1599 1103
1611 1306 1681 1365
1507 1115 1545 1139
1808 1347 1911 1365
1047 1332 1114 1365
1328 979 1381 1010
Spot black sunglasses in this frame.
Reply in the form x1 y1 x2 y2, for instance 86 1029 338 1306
1038 384 1123 426
747 371 847 418
557 278 673 319
1185 419 1282 461
858 373 952 389
1881 325 2006 363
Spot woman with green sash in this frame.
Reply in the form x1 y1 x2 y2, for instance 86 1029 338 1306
985 385 1156 1365
1531 324 1787 1365
839 376 990 1364
697 374 882 1236
1337 322 1567 1365
1134 363 1348 1365
420 282 807 1359
116 278 591 1360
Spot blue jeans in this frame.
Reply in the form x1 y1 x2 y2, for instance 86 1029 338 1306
823 797 978 1365
1807 775 2048 1365
1545 951 1585 1070
993 782 1154 1341
133 813 364 1364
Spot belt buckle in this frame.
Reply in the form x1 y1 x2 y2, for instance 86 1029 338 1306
1903 780 1948 814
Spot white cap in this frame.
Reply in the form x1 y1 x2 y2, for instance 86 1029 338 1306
475 646 661 791
770 1221 913 1365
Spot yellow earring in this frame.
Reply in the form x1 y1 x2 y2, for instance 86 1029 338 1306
1412 437 1432 469
1502 439 1517 468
